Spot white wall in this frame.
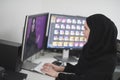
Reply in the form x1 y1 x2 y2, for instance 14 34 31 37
0 0 120 43
0 0 43 43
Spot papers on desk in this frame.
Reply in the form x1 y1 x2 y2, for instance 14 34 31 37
32 58 56 74
33 62 45 74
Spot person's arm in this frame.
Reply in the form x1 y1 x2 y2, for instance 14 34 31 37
41 63 113 80
36 35 40 43
55 73 83 80
56 72 111 80
63 63 77 73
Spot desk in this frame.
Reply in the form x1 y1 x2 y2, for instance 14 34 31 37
21 70 54 80
21 51 62 80
21 51 77 80
21 51 120 80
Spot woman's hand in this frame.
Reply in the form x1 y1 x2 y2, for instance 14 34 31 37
41 65 59 78
42 63 65 72
41 63 65 77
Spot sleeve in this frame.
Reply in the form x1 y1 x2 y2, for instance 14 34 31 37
55 72 111 80
55 73 84 80
63 63 77 73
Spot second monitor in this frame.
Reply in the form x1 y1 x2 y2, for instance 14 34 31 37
21 13 49 70
47 13 86 62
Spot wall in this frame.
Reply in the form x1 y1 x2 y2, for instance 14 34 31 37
0 0 120 43
0 0 43 43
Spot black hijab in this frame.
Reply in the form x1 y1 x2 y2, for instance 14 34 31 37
82 14 118 61
73 14 118 75
59 14 118 80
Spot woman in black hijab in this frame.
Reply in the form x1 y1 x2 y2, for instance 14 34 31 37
41 14 118 80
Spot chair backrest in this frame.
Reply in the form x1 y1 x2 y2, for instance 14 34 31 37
117 39 120 53
116 39 120 65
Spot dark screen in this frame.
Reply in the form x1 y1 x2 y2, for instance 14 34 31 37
21 13 48 61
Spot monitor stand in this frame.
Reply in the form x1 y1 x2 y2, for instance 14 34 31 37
54 49 78 63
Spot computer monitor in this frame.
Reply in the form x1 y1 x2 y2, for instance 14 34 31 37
47 13 86 62
21 13 48 69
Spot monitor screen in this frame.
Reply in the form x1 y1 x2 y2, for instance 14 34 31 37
21 13 48 61
47 14 86 50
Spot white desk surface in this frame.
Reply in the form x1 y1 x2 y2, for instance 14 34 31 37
20 51 63 80
20 51 120 80
21 69 55 80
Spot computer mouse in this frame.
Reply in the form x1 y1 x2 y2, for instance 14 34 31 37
52 61 62 66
